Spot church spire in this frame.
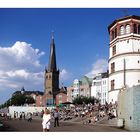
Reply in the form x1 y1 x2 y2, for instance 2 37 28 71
48 32 57 72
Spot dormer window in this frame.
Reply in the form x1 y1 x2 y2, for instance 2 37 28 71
120 25 125 35
126 24 130 34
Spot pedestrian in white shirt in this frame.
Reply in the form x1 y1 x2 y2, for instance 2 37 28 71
42 108 51 132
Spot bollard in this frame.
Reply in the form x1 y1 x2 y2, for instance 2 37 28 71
117 118 125 128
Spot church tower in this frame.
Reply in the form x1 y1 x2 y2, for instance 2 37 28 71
44 33 59 105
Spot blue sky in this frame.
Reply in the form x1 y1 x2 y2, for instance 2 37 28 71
0 8 140 104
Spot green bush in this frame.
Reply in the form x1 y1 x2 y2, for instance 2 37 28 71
73 96 99 105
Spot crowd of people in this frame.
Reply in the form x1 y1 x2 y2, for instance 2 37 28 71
41 102 118 132
50 102 118 125
0 111 34 122
0 102 118 132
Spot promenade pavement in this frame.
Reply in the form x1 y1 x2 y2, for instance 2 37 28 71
0 117 128 132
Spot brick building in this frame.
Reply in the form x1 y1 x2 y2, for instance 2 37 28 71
55 87 67 105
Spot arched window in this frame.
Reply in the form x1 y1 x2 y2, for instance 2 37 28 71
126 24 130 34
46 75 48 79
133 24 137 34
120 25 125 35
49 75 51 79
138 24 140 34
112 31 115 40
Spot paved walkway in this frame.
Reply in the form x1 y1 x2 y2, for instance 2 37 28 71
0 117 128 132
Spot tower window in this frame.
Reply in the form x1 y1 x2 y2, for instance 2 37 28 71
111 62 115 73
120 25 125 35
112 45 116 56
138 25 140 34
133 24 137 34
138 60 140 63
111 80 115 90
112 31 115 40
138 80 140 83
49 75 51 79
115 28 117 38
59 95 62 99
126 24 130 34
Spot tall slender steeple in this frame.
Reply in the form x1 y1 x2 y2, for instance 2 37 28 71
48 32 57 72
44 32 60 105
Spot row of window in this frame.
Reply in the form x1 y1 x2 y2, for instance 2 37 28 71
102 80 106 85
112 45 140 57
46 74 58 80
110 79 140 90
111 24 140 41
120 24 131 35
111 60 140 74
46 75 51 79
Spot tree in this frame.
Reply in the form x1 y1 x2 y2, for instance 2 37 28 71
11 94 26 106
0 94 36 108
10 94 35 106
25 96 35 104
73 95 99 105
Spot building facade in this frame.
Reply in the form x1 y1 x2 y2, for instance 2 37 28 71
55 87 67 105
91 72 109 105
108 15 140 103
67 86 73 103
67 76 92 102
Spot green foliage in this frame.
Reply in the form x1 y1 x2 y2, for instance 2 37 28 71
73 96 99 105
0 94 35 108
11 94 26 106
25 96 35 104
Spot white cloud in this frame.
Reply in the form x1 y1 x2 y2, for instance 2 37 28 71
60 69 71 81
0 41 72 103
0 41 45 94
86 58 108 78
0 41 45 71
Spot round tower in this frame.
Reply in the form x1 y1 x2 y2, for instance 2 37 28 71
108 15 140 103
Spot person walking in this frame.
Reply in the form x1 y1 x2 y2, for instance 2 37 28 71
42 108 51 132
53 109 60 127
27 112 32 122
